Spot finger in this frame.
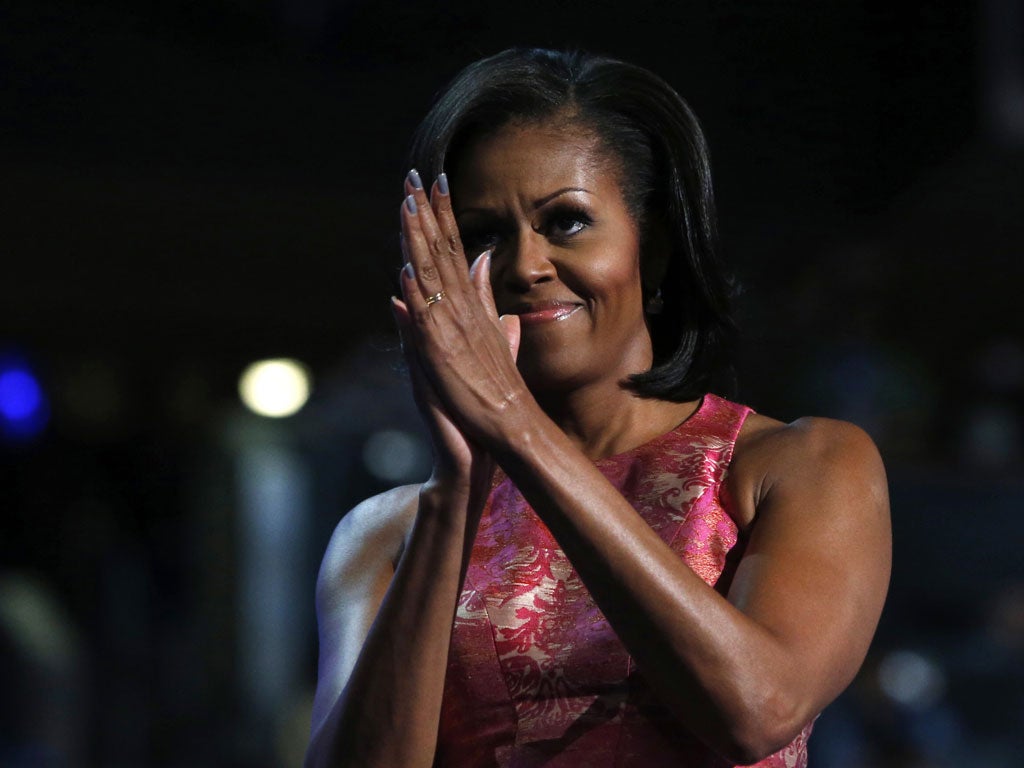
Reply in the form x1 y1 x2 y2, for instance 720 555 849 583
397 255 441 321
430 173 473 291
400 192 445 300
391 296 441 406
469 249 519 360
390 295 418 358
404 169 465 293
499 314 521 362
465 251 520 360
469 249 498 318
390 294 410 327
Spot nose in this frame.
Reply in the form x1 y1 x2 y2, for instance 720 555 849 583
496 229 556 292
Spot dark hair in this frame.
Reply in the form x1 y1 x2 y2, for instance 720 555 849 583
408 48 736 401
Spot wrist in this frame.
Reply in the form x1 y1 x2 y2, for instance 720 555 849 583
421 459 496 519
487 398 551 467
419 473 472 513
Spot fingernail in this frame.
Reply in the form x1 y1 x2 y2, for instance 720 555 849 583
405 194 417 214
437 172 449 195
402 262 415 280
469 248 492 280
407 169 423 190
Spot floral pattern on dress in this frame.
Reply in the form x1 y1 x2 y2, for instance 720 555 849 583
438 394 814 767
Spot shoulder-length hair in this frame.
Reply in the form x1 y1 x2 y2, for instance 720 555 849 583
408 48 737 402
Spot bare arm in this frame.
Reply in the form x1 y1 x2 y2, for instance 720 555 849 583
305 482 477 768
493 412 890 762
398 173 892 763
306 172 521 768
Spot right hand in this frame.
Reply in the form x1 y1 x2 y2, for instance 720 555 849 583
391 246 521 505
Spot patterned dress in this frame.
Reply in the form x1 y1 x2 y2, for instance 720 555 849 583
436 394 813 767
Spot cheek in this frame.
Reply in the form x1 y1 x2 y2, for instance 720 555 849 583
588 244 644 305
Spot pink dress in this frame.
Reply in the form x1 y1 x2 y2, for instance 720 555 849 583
436 394 813 767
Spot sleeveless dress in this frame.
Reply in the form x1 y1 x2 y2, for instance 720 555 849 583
436 394 813 767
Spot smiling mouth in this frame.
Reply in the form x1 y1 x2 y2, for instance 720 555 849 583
508 301 583 326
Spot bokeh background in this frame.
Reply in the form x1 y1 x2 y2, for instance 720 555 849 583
2 1 1023 766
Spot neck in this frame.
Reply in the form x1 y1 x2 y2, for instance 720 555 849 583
533 380 700 461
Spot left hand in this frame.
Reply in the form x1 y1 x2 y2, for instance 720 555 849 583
396 170 525 449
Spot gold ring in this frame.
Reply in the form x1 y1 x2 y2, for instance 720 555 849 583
424 291 446 307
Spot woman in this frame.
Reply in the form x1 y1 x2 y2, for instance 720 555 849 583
306 48 891 768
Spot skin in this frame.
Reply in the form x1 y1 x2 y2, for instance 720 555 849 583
305 120 891 768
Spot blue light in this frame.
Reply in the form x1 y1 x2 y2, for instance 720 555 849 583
0 370 42 420
0 358 49 441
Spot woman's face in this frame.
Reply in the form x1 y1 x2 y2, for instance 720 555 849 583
453 119 654 394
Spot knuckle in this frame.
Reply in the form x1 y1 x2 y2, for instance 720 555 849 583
411 308 434 330
420 264 440 281
446 234 461 258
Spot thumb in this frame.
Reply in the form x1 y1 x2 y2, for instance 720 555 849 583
469 249 498 317
499 313 521 361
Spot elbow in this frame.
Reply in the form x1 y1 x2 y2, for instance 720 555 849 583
716 689 813 765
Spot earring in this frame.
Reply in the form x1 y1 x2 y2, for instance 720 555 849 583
645 288 664 315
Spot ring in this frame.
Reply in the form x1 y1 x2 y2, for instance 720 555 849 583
424 291 446 307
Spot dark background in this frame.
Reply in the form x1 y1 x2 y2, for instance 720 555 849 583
2 1 1023 766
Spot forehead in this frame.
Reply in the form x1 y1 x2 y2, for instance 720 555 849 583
452 119 621 201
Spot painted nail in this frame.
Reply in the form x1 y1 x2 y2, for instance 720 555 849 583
405 194 417 214
407 168 423 190
469 248 492 280
402 262 415 280
437 172 449 195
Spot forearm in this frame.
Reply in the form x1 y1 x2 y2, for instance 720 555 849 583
492 418 808 760
306 486 478 768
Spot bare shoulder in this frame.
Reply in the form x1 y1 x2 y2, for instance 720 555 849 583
316 484 420 604
727 412 888 530
735 412 884 471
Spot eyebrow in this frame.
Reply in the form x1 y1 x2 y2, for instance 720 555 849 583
533 187 592 207
456 187 593 216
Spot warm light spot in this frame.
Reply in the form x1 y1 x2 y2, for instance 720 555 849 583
238 359 311 418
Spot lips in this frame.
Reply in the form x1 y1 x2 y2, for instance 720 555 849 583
506 300 584 326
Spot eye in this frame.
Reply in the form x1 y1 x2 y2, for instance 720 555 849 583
551 216 586 236
540 206 593 241
459 227 503 254
457 213 509 255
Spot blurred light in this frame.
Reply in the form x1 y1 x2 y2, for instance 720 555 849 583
235 442 312 722
878 649 946 709
0 369 41 420
0 574 79 667
239 358 311 418
0 357 49 441
362 429 427 482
